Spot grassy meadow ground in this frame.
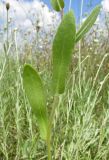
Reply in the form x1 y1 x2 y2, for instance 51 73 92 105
0 3 109 160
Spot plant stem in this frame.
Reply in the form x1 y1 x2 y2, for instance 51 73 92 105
69 0 72 11
50 95 59 125
60 9 64 19
6 8 11 85
7 9 9 50
46 126 52 160
78 0 84 97
46 95 59 160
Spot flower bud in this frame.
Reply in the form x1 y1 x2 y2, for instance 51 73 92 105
6 3 10 11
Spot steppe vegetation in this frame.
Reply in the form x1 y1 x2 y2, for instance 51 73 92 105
0 0 109 160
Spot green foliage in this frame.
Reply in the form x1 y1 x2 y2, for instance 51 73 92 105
50 0 64 11
52 11 76 94
22 4 101 139
22 4 101 160
75 5 101 43
23 64 48 140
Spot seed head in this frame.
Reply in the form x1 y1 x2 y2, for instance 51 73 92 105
6 2 10 11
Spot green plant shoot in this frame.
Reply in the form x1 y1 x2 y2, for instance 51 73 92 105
22 3 101 160
23 64 48 140
50 0 64 11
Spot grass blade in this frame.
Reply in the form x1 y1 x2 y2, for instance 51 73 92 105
75 5 101 43
52 11 76 94
50 0 64 11
23 64 48 140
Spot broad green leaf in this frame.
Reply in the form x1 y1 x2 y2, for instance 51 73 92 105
75 5 101 43
51 0 64 12
23 64 48 140
52 11 76 94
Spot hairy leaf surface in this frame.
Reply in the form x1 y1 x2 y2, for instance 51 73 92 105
52 11 76 94
76 5 101 43
23 65 48 140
